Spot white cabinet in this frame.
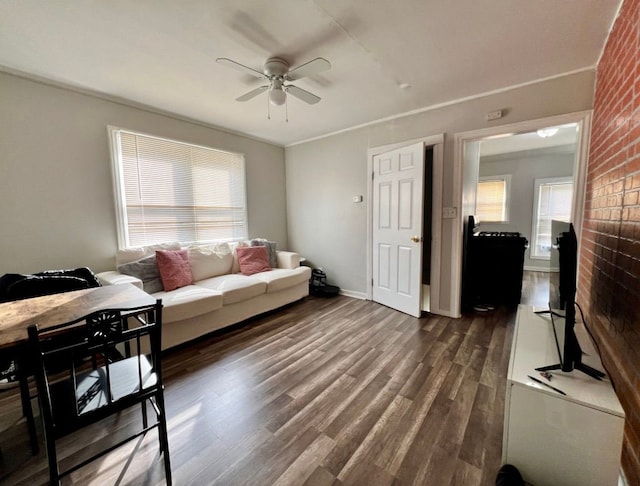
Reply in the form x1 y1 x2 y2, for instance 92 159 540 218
503 305 624 486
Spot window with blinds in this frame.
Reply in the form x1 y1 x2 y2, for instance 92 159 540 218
531 177 573 259
110 128 248 248
476 176 510 222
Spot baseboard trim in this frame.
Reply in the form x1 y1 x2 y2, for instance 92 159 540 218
339 289 367 300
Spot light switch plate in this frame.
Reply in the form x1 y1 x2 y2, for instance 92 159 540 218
442 207 457 218
486 109 503 121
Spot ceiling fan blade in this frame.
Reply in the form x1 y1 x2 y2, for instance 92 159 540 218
286 57 331 81
216 58 266 80
236 86 268 102
286 85 321 104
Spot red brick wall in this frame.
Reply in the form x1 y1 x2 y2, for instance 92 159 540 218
579 0 640 482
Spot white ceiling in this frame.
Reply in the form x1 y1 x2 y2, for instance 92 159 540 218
0 0 621 146
480 124 579 157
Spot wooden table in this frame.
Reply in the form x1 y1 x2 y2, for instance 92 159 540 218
0 283 156 453
0 283 156 349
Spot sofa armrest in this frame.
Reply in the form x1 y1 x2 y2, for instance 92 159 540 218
96 271 144 290
276 251 300 269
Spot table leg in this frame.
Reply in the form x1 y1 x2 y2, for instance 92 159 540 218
16 357 38 454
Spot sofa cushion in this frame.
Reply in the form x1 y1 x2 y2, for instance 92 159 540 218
156 250 193 291
196 274 267 305
117 256 163 294
96 271 143 289
252 267 312 293
236 246 271 276
187 246 233 281
116 242 181 266
251 238 277 268
276 251 300 269
151 285 223 323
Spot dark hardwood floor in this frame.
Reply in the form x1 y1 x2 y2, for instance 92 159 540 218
0 272 549 485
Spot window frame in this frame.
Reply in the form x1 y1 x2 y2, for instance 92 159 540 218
108 126 249 249
476 174 511 223
530 176 574 260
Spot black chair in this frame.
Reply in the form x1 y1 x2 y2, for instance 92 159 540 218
28 300 172 485
0 267 104 454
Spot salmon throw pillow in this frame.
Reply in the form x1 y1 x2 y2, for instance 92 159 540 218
155 249 193 291
236 246 272 276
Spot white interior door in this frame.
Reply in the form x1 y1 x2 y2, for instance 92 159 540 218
372 141 425 317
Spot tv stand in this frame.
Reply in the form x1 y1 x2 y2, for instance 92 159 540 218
503 305 624 486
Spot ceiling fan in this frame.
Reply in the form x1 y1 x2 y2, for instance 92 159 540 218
216 56 331 106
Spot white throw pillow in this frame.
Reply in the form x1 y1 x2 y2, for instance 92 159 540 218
187 247 233 281
214 242 232 255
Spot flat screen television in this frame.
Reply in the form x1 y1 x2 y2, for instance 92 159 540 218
548 220 570 316
536 221 605 380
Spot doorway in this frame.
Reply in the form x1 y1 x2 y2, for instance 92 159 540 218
367 134 444 317
452 111 592 316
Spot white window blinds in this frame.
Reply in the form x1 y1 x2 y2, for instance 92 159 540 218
476 177 509 222
532 178 573 259
111 129 247 248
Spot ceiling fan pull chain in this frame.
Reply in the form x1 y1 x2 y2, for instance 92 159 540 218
267 95 271 120
285 96 289 123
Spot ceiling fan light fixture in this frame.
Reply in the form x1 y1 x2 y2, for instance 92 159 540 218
218 56 329 110
269 87 287 106
537 127 559 138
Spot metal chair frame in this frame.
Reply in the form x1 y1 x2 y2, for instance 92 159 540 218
28 300 171 485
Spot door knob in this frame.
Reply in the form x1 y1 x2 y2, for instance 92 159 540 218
411 236 422 243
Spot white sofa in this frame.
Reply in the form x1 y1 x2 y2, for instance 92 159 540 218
97 242 311 350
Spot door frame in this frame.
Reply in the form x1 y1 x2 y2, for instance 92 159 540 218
367 133 445 315
451 110 593 317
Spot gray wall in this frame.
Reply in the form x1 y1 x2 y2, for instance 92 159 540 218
286 130 370 293
0 72 287 274
285 70 595 313
478 145 575 270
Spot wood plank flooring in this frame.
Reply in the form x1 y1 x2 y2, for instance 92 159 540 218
0 272 549 485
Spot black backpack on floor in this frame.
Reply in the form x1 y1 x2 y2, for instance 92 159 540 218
309 269 340 298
